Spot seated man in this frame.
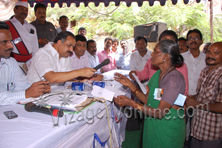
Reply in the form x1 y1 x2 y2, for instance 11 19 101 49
70 35 90 70
27 31 96 86
130 30 189 95
85 39 101 72
0 22 50 106
70 35 103 81
116 39 131 70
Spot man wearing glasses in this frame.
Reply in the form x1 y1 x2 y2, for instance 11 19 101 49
5 2 38 66
182 29 206 95
0 22 50 106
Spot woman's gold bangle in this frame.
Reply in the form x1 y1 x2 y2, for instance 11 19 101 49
136 103 142 111
133 88 139 95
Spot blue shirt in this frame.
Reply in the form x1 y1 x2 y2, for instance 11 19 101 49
0 58 30 106
116 52 131 70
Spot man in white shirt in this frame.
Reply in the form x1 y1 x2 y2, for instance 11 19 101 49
56 15 69 33
116 39 131 70
0 21 50 106
78 27 86 37
27 32 96 86
70 35 103 80
182 29 206 95
130 36 152 71
85 39 100 69
5 2 38 65
70 35 90 70
111 38 120 61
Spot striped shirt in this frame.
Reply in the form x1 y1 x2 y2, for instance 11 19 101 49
0 58 30 106
191 66 222 141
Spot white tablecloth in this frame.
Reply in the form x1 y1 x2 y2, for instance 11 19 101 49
0 70 130 148
0 102 126 148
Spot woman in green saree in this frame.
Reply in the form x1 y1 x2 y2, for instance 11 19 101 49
114 40 186 148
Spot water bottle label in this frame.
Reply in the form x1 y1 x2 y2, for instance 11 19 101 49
71 82 85 91
92 81 105 88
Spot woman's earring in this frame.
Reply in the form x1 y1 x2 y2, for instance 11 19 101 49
163 60 165 62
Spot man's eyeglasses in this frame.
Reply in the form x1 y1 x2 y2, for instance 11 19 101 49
188 37 200 41
0 40 14 46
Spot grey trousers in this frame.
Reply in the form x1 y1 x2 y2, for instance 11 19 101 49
191 137 222 148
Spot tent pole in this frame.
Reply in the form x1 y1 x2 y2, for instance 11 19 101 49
210 0 213 43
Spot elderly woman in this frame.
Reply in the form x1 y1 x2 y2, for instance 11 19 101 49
114 40 186 148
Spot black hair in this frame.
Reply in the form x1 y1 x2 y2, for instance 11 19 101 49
159 30 178 43
54 31 75 43
158 40 184 66
59 15 68 22
186 29 202 40
78 27 86 33
178 37 186 42
0 21 9 30
34 3 46 12
104 37 113 43
87 39 96 48
120 39 128 43
134 36 148 44
75 35 87 42
112 38 119 45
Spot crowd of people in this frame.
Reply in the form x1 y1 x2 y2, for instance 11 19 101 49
0 1 221 148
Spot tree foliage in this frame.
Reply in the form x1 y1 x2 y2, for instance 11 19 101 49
27 1 222 42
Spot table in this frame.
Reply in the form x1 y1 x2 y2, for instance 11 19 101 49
0 70 129 148
0 101 126 148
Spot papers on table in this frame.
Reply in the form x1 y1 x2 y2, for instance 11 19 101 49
102 70 130 80
91 85 115 102
132 73 147 94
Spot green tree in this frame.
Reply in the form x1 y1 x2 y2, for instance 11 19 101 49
27 1 222 42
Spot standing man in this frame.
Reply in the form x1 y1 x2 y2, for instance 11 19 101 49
5 1 38 65
70 35 90 70
185 42 222 148
27 31 96 86
31 3 58 48
182 29 206 95
78 27 86 37
111 38 120 62
203 42 211 54
0 22 50 106
56 15 69 33
97 37 116 73
178 37 188 53
130 36 152 71
116 39 131 70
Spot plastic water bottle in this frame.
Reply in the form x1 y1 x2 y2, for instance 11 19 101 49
71 81 105 91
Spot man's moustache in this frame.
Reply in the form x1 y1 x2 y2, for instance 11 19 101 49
5 48 13 52
206 57 216 61
190 41 197 45
40 16 45 18
21 13 27 16
67 51 72 54
92 50 96 53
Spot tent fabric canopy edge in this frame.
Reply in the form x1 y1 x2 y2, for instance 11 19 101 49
23 0 202 8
